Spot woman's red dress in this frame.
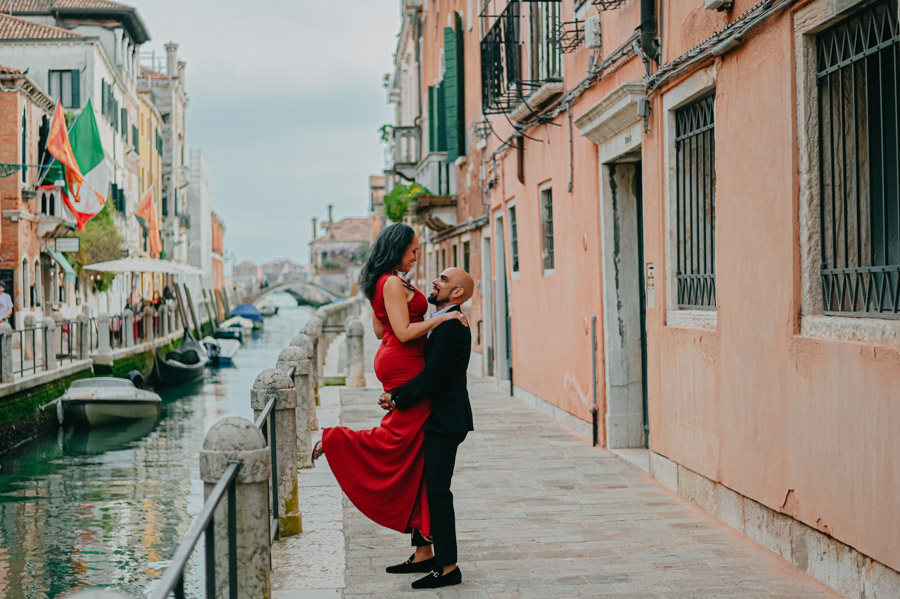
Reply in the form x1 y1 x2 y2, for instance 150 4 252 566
321 274 431 537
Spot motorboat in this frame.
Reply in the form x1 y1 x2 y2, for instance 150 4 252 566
220 315 254 333
256 299 278 317
55 377 161 427
232 304 264 330
154 329 208 386
201 336 240 366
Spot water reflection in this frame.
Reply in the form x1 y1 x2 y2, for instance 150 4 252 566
0 294 312 598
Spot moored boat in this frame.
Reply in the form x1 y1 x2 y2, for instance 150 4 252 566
154 329 208 386
56 378 162 427
201 336 240 366
255 299 278 317
232 304 264 330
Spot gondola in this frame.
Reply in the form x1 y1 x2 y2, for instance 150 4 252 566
154 329 208 386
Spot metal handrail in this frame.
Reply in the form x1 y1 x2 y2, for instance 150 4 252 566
151 461 241 599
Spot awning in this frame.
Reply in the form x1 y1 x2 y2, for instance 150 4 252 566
45 246 77 283
84 257 205 276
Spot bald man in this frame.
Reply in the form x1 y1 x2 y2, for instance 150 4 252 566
379 267 475 590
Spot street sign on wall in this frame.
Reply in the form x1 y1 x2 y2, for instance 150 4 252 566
55 237 80 253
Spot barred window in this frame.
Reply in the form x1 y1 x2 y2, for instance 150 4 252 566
675 94 716 309
540 187 554 271
817 0 899 317
509 205 519 273
463 241 471 272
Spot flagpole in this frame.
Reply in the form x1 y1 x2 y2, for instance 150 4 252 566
37 106 82 186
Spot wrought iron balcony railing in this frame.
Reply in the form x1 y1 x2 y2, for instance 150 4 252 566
481 0 563 115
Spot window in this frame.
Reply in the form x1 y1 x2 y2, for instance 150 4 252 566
816 0 900 317
441 248 447 272
452 244 458 267
21 109 27 183
509 204 519 273
528 1 562 82
32 260 40 307
675 94 716 309
540 186 554 271
132 125 139 151
21 257 28 309
121 109 128 139
463 240 471 272
49 70 79 109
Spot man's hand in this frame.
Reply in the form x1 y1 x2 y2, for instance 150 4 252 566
378 392 396 411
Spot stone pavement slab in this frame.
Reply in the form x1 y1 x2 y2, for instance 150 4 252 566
338 377 841 598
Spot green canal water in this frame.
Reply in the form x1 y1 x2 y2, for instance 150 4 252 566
0 294 314 598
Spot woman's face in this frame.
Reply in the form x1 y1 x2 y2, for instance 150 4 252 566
398 234 419 273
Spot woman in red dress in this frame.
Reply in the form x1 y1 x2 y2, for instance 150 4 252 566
312 223 463 539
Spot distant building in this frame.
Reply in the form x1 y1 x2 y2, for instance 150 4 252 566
211 211 225 291
262 259 303 286
233 260 262 289
309 205 371 274
369 174 385 234
186 149 211 282
137 90 163 256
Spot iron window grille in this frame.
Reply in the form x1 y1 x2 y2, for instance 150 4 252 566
480 0 563 115
675 94 716 309
509 205 520 272
592 0 627 10
553 19 585 53
540 188 554 271
816 0 900 318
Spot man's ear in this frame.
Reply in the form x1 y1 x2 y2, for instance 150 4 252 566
451 286 464 302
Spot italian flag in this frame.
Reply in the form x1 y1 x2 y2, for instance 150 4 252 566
44 99 108 231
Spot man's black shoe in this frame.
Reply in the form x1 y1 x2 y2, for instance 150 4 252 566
411 567 462 589
385 554 435 574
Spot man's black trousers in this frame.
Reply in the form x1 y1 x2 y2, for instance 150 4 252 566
410 431 467 567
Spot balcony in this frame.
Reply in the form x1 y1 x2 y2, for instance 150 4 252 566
412 153 457 232
391 125 421 180
415 152 455 197
481 0 563 115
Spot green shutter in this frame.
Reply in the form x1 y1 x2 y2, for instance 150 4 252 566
443 26 459 161
428 85 436 152
436 81 447 152
455 14 465 158
70 69 80 109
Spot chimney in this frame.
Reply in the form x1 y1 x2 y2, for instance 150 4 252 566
177 60 187 91
164 42 179 79
312 217 318 240
327 204 334 223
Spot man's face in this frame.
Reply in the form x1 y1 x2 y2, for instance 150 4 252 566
428 270 459 306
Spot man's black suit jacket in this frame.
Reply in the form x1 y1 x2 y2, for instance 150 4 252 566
391 304 474 434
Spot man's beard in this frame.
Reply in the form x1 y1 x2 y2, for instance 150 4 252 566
428 292 447 307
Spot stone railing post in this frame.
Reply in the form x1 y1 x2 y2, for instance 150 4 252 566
251 368 300 538
123 309 134 347
142 305 154 342
346 317 365 387
290 333 318 431
277 346 313 469
96 313 111 357
159 303 169 336
41 317 57 371
304 316 323 406
199 417 271 599
337 315 351 375
23 314 35 360
76 315 89 360
0 322 12 383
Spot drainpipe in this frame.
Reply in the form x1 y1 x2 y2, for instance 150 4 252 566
640 0 660 63
590 315 599 447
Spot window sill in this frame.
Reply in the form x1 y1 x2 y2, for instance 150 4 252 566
800 314 900 345
666 309 717 329
543 269 555 278
511 271 520 280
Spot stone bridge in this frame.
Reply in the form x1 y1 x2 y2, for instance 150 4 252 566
246 278 341 306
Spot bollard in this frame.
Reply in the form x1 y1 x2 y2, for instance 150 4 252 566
23 314 35 360
159 303 169 336
143 305 154 342
346 317 365 387
75 314 89 360
289 333 318 431
251 368 300 537
42 317 57 371
200 417 271 599
276 346 313 469
304 316 323 406
96 313 111 357
0 322 12 383
123 309 134 347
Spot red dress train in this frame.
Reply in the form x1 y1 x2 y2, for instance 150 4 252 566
321 274 431 537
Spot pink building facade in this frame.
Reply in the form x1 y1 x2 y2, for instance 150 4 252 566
389 0 899 593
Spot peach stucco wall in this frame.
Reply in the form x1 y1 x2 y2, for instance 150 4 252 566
642 2 899 572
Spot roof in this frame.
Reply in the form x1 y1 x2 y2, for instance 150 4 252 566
0 12 86 40
0 64 22 74
317 218 372 242
7 0 150 44
140 66 169 80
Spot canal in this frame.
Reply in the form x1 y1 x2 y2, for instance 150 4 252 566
0 294 313 598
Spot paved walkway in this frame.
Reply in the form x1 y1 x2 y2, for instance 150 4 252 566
273 316 839 598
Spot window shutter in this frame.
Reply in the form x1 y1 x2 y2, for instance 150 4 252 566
70 69 80 109
428 85 436 152
443 26 459 161
436 81 447 152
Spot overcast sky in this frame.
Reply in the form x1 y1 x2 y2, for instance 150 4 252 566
131 1 400 266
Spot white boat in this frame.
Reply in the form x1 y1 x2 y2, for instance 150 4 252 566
256 299 278 317
201 336 241 366
220 315 254 332
56 378 162 427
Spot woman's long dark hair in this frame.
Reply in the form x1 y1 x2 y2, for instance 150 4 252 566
359 223 416 299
